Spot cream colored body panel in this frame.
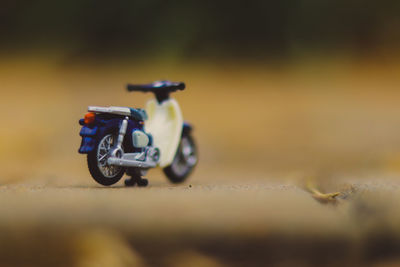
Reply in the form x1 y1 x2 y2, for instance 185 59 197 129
145 98 183 167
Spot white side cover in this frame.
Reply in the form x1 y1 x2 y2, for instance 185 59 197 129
145 98 183 167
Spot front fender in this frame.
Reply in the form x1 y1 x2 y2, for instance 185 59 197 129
182 122 193 136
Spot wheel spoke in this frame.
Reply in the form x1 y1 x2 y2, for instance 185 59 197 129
97 134 122 178
99 154 108 162
99 143 106 151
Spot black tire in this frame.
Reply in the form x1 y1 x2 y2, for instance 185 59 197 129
163 132 198 183
87 131 125 186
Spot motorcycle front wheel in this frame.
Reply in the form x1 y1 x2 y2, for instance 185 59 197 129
163 132 198 183
87 131 125 186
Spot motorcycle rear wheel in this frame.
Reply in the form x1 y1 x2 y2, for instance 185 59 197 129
163 132 197 183
87 131 125 186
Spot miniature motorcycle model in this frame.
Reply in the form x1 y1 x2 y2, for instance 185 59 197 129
78 81 197 186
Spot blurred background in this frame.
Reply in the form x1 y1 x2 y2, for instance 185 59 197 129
1 0 400 59
1 1 400 266
1 0 400 181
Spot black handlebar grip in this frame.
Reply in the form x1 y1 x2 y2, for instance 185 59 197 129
126 81 185 103
126 81 185 93
126 84 150 92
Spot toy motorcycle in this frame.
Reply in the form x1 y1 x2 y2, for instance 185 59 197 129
78 81 197 186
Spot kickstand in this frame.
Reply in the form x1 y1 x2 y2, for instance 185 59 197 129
124 175 148 187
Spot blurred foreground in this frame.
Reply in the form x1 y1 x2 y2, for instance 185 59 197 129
1 55 400 266
2 179 400 267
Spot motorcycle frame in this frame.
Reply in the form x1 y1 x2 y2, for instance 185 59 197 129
78 108 193 165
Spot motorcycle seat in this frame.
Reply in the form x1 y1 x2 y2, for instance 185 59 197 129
88 106 147 121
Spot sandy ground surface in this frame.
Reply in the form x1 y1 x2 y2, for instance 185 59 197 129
1 56 400 266
2 173 400 267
